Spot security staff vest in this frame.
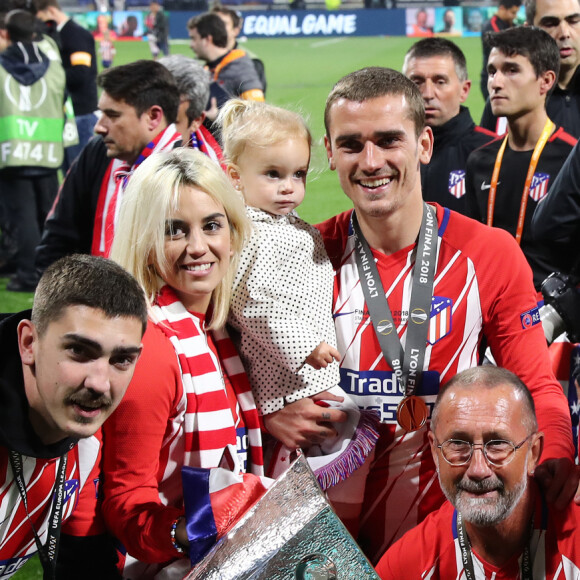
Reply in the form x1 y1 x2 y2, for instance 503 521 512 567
0 59 66 169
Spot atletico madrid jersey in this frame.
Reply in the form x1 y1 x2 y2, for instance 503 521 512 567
317 204 573 563
376 487 580 580
465 127 577 289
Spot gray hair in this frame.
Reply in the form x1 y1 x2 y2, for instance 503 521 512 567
159 54 211 124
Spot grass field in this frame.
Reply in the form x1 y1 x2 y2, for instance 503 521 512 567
8 32 485 579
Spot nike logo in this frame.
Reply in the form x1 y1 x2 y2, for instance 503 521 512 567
481 181 500 190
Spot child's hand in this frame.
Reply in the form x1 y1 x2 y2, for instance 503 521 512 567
305 342 341 370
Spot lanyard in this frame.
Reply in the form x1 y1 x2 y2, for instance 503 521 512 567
486 118 555 245
9 450 68 580
456 510 534 580
351 203 438 399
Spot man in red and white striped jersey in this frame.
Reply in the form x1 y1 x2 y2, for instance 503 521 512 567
0 254 146 579
318 66 576 563
377 366 580 580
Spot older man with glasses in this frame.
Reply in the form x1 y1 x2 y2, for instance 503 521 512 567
376 365 580 579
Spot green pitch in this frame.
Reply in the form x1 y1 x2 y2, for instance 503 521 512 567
9 34 484 577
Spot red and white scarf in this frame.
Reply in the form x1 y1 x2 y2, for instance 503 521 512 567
151 286 264 475
190 125 223 168
91 124 182 258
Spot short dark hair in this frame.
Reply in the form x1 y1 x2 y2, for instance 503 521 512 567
98 60 179 125
5 8 34 41
187 12 228 48
212 5 242 29
32 254 148 337
34 0 61 12
431 366 538 434
325 67 425 138
404 37 468 82
499 0 522 9
485 26 560 84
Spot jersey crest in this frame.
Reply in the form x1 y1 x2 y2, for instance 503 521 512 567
530 172 550 202
428 296 453 345
448 170 466 199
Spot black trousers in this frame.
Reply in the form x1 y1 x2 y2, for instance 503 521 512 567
0 171 59 284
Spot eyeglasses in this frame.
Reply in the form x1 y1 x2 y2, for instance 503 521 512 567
435 435 533 467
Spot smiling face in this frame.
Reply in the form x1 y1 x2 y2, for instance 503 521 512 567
230 138 309 216
487 50 552 118
429 384 542 527
534 0 580 75
19 305 143 444
325 94 432 221
161 186 233 314
405 54 470 127
95 92 153 164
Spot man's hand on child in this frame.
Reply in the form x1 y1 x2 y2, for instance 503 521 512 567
263 392 347 450
305 342 341 370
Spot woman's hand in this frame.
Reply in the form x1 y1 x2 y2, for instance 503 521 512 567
263 391 347 449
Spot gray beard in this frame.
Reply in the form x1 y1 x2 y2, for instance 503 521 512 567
439 458 528 527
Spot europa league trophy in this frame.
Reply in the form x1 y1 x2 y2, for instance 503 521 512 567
183 454 379 579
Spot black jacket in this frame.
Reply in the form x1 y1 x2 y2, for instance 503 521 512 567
36 136 110 274
421 106 496 215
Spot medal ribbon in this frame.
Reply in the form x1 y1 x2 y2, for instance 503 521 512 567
351 203 438 398
486 118 555 245
9 450 68 580
456 510 535 580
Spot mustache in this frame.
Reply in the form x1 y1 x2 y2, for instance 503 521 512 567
456 477 504 494
66 390 113 410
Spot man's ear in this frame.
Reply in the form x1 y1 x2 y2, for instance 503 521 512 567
540 70 557 97
17 320 37 367
528 431 544 475
459 79 471 104
145 105 165 131
324 135 336 171
428 430 439 469
189 112 205 133
418 125 434 166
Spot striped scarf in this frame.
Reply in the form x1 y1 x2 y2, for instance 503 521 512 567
91 124 182 257
151 286 264 475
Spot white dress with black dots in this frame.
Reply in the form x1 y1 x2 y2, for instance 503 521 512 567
229 207 340 415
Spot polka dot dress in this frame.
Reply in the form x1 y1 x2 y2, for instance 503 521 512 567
229 207 340 415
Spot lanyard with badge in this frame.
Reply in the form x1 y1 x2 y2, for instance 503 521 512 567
351 203 438 432
486 118 555 245
9 450 68 580
456 510 535 580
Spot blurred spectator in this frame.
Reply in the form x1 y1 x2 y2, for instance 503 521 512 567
0 10 66 292
36 0 98 172
407 8 434 37
159 54 222 162
187 12 264 130
99 28 115 68
212 5 266 95
480 0 522 99
145 0 168 60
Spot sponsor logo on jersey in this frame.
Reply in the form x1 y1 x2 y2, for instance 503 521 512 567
529 172 550 202
339 369 439 423
520 306 541 329
0 556 31 578
448 170 466 199
428 296 453 345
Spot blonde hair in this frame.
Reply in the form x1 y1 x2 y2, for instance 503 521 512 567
216 98 312 166
110 148 250 329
